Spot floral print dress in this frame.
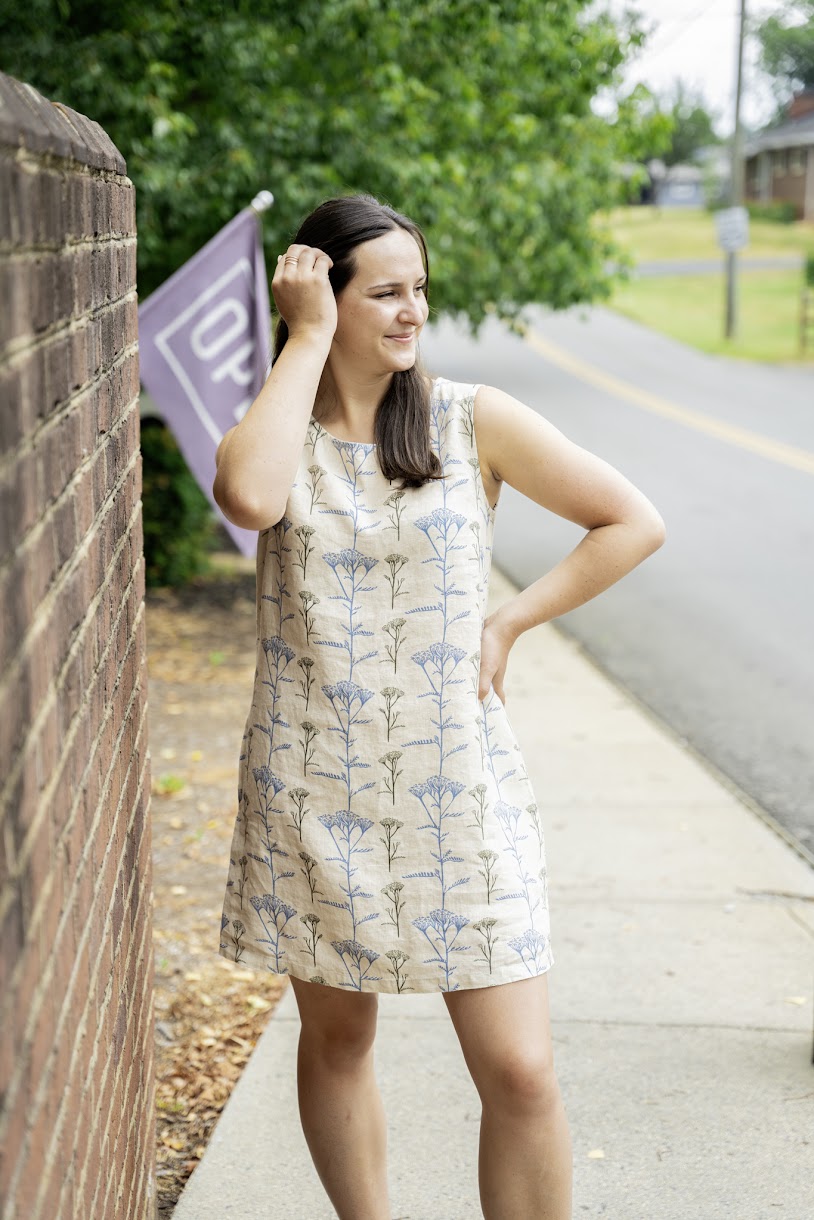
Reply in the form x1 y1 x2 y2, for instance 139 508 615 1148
218 376 553 992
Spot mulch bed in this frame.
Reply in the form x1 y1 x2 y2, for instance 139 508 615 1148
145 553 289 1216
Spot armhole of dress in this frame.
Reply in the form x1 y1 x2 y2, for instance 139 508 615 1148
254 528 268 643
468 383 496 517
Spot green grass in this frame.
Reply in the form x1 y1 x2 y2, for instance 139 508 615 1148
608 269 814 364
596 204 814 262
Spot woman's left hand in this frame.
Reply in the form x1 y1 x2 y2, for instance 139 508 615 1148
478 612 517 705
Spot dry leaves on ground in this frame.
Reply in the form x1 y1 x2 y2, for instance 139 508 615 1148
154 958 286 1214
146 555 291 1217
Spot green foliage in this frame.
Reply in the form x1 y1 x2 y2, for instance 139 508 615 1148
805 251 814 287
2 0 669 333
745 200 798 224
661 81 721 166
754 2 814 95
635 80 720 167
138 418 221 587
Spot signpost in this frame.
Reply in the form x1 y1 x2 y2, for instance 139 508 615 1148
724 0 747 339
715 205 749 255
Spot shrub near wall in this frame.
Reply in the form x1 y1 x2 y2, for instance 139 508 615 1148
0 73 156 1218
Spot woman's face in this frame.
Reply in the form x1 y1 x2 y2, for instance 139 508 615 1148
331 227 429 373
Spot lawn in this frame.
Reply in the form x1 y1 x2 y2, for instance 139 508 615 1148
608 269 814 364
594 206 814 363
597 205 814 262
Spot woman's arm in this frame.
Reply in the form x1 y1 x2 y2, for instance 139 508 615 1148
215 425 238 470
212 244 337 532
475 383 666 647
212 332 332 531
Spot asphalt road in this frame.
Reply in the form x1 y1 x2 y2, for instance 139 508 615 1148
420 304 814 862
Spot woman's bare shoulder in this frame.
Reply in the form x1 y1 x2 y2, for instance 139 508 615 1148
473 383 666 534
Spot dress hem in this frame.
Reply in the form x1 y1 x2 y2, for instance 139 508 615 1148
216 942 555 994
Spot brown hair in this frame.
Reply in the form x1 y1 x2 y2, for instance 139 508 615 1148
271 193 445 491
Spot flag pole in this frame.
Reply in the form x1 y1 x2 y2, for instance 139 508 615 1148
250 190 275 213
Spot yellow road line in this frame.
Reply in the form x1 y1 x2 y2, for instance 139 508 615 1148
522 325 814 476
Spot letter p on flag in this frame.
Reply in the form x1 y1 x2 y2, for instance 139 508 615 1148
138 205 272 557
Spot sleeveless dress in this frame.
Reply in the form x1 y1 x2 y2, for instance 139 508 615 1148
218 376 553 993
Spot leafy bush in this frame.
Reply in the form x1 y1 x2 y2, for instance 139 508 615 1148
805 251 814 288
745 200 798 224
139 416 222 588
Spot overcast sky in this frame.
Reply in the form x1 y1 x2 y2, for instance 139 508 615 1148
595 0 799 134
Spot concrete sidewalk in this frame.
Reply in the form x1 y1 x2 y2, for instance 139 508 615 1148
173 566 814 1220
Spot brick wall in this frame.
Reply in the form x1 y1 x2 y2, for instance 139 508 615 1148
0 73 155 1218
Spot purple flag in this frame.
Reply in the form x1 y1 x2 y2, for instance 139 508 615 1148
138 207 272 556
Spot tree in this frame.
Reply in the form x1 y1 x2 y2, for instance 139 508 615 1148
661 80 721 165
754 1 814 119
634 79 721 167
1 0 670 332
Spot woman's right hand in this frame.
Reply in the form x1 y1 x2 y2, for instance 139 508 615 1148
272 243 337 343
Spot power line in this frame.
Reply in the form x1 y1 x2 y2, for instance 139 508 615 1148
642 4 740 66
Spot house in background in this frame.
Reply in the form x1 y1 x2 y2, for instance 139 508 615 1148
744 89 814 220
647 160 705 208
617 147 729 209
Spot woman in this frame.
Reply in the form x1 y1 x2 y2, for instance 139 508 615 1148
213 193 665 1220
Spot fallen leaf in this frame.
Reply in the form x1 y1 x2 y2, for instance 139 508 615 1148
246 994 273 1010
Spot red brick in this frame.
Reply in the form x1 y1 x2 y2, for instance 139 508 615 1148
34 169 64 247
0 546 32 673
0 257 29 348
2 100 147 1220
0 157 19 244
66 172 93 242
43 329 73 413
31 251 60 334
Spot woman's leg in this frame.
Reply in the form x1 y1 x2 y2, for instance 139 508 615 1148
443 973 572 1220
288 975 390 1220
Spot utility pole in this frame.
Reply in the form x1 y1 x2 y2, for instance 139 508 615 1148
725 0 747 338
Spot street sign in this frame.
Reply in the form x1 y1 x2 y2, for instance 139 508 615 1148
715 205 749 253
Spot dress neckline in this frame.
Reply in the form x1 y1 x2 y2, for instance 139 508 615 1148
310 377 441 448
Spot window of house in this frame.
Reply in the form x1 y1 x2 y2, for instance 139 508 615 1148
773 148 788 176
790 147 806 176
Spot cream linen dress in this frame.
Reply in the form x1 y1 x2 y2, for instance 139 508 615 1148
218 376 553 992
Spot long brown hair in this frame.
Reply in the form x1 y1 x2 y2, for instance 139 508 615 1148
271 193 445 492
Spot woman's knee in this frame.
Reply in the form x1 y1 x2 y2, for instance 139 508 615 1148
290 975 378 1061
480 1049 562 1115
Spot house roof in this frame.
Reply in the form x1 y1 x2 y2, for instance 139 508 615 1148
745 110 814 155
